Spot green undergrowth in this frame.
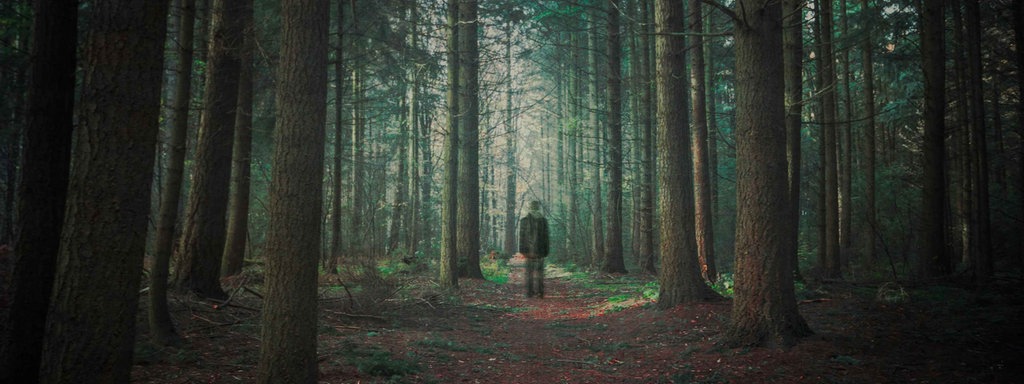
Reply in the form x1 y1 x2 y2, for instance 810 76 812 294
333 340 421 380
481 257 511 284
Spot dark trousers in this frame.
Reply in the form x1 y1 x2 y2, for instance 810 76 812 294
525 257 544 297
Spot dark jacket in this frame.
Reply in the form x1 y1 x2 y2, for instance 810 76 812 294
518 211 549 257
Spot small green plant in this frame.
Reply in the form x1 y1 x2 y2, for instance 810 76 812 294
607 293 632 303
352 350 421 377
415 336 494 354
588 342 632 352
711 273 734 297
642 281 659 300
481 257 510 284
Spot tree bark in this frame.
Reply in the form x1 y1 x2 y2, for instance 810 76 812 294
588 7 605 270
783 0 804 283
690 0 716 283
503 19 518 258
1 0 76 380
38 1 169 381
328 0 345 274
174 0 245 299
149 0 196 347
964 0 992 280
221 0 254 278
919 0 949 278
818 0 842 280
1015 0 1024 271
726 0 812 348
603 0 626 274
440 0 460 289
654 0 721 309
457 0 484 278
861 0 877 264
256 0 328 382
637 0 656 275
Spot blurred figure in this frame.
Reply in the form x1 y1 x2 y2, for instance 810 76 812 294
518 201 549 298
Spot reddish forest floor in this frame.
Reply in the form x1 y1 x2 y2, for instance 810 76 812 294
130 259 1024 383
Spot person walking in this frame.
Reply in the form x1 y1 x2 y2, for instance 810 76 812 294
518 200 549 298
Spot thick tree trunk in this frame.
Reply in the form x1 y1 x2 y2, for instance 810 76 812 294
457 0 484 279
221 0 254 278
256 0 328 382
705 8 719 267
818 0 842 280
653 0 721 309
861 0 877 264
389 97 409 254
503 20 518 258
588 8 604 270
351 67 366 254
603 0 626 274
839 1 853 254
175 0 245 299
149 0 196 347
38 1 169 381
783 0 804 282
1015 0 1024 270
726 0 812 348
919 0 949 278
328 0 345 274
1 0 76 380
690 0 716 283
964 0 992 280
637 0 656 275
440 0 460 289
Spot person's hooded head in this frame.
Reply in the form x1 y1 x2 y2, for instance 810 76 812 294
528 200 543 217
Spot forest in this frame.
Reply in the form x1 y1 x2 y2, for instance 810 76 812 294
0 0 1023 382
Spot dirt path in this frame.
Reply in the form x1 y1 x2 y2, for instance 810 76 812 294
131 263 1024 383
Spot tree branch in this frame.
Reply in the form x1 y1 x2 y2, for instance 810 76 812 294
700 0 738 23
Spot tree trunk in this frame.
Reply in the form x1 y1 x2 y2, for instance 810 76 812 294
440 0 460 289
389 95 409 254
964 0 992 280
861 0 877 264
603 0 626 274
457 0 483 278
726 0 812 348
406 2 421 256
38 1 168 381
351 61 366 255
566 28 582 264
690 0 716 283
221 0 254 278
783 0 804 283
653 0 721 309
174 0 245 299
149 0 195 347
839 1 853 255
503 19 518 258
328 0 345 274
588 8 604 270
1 0 76 380
256 1 327 382
705 7 719 266
818 0 841 280
637 0 656 275
919 0 949 278
1016 0 1024 271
